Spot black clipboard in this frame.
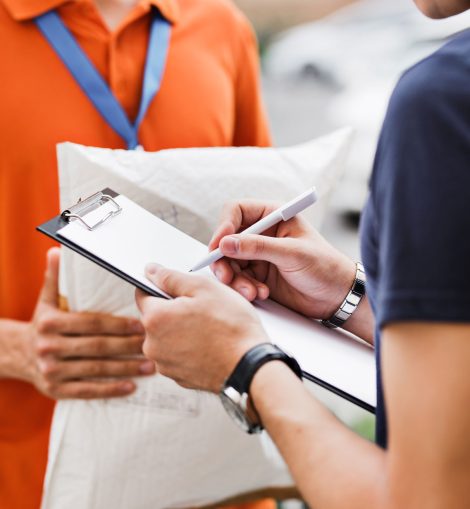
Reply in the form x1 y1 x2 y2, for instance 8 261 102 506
37 188 375 414
37 188 164 299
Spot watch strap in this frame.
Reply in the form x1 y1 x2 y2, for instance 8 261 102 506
321 261 366 329
225 343 302 395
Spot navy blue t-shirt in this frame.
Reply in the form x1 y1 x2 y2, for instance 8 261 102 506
360 29 470 448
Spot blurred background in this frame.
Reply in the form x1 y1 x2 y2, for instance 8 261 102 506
233 0 470 441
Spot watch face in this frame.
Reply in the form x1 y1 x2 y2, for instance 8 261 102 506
220 387 252 433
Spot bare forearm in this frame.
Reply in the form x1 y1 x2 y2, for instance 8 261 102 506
251 361 386 509
0 319 32 381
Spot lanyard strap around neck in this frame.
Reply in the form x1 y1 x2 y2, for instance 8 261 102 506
35 10 171 149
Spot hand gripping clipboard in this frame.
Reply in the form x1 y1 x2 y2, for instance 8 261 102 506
37 188 376 413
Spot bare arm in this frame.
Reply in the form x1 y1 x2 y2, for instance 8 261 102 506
138 267 470 506
0 319 32 381
133 162 470 508
0 248 155 399
136 265 470 508
250 322 470 508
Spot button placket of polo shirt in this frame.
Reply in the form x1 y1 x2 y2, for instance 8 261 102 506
110 12 154 125
60 1 109 40
56 1 112 85
108 29 140 124
108 34 120 103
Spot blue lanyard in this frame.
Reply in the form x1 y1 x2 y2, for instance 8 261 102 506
35 10 171 149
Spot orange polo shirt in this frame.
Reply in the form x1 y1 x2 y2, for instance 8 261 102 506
0 0 270 507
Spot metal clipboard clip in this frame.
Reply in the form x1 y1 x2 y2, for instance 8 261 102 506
61 191 122 231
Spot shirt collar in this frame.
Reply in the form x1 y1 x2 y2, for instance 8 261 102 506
2 0 180 23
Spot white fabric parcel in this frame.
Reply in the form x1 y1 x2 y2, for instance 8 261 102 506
41 128 353 509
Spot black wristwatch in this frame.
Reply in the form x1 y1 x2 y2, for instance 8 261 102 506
219 343 303 434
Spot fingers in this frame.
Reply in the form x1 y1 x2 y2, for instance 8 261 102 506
211 250 271 291
208 201 284 285
209 201 279 251
230 272 270 301
36 310 144 336
219 234 288 266
144 264 204 299
33 332 155 401
56 380 137 399
208 220 236 252
210 261 269 301
38 247 61 307
211 258 234 285
35 334 145 359
136 264 205 319
37 357 156 381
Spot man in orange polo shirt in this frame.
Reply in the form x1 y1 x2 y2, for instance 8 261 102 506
0 0 271 507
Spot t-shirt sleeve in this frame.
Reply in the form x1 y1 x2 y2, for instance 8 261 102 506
372 52 470 328
231 17 272 148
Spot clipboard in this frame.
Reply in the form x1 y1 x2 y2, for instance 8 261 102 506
38 188 376 413
38 188 163 298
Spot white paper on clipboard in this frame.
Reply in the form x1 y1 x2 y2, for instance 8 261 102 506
58 193 376 409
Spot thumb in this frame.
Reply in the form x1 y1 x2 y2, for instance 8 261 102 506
219 234 289 266
38 247 61 307
145 264 202 298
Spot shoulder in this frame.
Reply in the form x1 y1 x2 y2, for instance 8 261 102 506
376 30 470 167
368 35 470 327
371 31 470 193
385 30 470 129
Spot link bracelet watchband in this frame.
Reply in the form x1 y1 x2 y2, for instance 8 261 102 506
321 262 366 329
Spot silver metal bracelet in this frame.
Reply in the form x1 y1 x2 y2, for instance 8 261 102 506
321 262 366 329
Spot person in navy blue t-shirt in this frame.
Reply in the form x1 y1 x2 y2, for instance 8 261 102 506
361 24 470 449
134 0 470 507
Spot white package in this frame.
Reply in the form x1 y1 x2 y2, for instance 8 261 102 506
42 129 353 509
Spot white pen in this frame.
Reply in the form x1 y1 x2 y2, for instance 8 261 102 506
189 187 318 272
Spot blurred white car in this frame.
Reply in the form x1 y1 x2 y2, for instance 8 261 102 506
264 0 470 211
